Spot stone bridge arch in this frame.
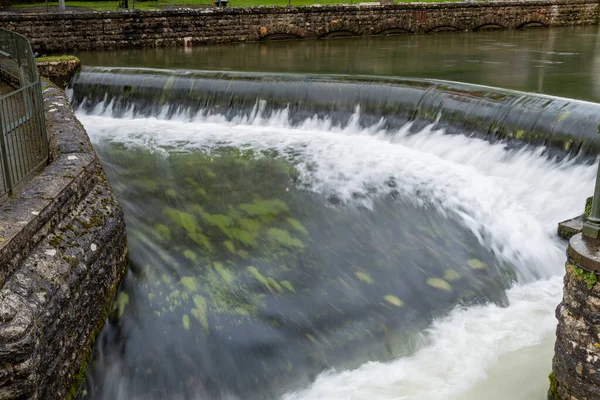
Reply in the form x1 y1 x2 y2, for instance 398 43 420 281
473 23 506 31
371 20 415 36
257 25 305 41
426 25 462 33
316 20 363 39
319 30 360 39
517 21 548 29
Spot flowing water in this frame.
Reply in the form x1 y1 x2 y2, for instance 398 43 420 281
71 26 600 400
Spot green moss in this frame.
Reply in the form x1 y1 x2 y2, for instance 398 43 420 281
66 257 126 400
63 255 77 267
49 235 64 247
514 130 525 140
548 371 565 400
585 197 593 218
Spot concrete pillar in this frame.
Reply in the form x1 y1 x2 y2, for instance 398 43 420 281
551 233 600 399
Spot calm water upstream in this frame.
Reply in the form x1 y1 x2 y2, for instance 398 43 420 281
72 26 600 400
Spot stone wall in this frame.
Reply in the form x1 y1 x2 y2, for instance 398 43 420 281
0 0 598 53
0 82 128 399
36 56 81 88
551 233 600 399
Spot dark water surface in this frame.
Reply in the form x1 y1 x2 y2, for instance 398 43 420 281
76 26 600 102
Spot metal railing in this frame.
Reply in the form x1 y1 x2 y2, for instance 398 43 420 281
0 28 48 203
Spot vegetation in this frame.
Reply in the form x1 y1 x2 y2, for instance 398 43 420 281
568 264 598 289
84 141 514 398
36 55 79 62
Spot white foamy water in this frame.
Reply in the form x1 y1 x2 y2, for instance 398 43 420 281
78 104 596 400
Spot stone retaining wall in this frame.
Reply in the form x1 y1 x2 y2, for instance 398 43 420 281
36 56 81 88
0 82 128 399
551 234 600 399
0 0 598 53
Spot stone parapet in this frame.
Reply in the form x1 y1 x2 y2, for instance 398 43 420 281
0 0 598 53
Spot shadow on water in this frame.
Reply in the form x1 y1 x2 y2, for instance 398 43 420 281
81 143 514 400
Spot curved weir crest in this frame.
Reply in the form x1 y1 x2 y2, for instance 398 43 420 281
71 67 600 156
71 69 597 400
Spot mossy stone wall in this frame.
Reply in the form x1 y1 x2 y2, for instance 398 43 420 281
0 0 598 53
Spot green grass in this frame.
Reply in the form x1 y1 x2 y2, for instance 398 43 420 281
36 55 79 62
11 0 460 11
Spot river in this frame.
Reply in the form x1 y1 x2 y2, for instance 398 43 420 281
71 26 600 400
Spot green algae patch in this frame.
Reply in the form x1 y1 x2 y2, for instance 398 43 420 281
116 292 130 318
427 278 452 291
155 224 172 241
191 295 209 332
515 130 525 140
444 269 460 281
247 266 269 286
214 262 234 285
267 228 304 249
384 295 404 307
180 276 200 293
183 250 198 262
240 199 289 217
267 277 284 293
287 218 308 235
356 272 374 284
182 314 191 330
467 258 487 269
281 280 295 293
95 142 519 397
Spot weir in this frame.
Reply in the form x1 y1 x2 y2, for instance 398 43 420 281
68 62 599 400
71 67 600 157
